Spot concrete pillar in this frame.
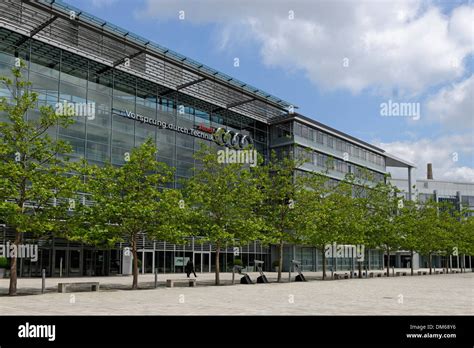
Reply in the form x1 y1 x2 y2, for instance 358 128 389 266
413 252 420 269
152 241 156 274
395 253 401 268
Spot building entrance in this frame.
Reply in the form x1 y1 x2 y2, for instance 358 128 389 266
194 252 211 273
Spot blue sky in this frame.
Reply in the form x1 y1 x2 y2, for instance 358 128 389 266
67 0 473 182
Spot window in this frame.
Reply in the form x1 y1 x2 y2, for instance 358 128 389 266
327 136 334 148
369 153 376 163
294 123 302 137
195 110 210 125
316 131 323 144
277 125 291 139
317 153 325 167
352 146 359 158
86 141 109 163
301 125 308 139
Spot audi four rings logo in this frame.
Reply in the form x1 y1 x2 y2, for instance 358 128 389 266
213 128 253 149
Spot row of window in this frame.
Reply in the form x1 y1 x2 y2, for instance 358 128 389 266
293 122 385 167
0 50 269 143
295 146 385 183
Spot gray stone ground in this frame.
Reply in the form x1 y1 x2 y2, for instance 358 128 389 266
0 269 472 315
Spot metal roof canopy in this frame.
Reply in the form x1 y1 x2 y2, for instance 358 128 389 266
0 27 259 131
5 0 295 124
384 153 416 169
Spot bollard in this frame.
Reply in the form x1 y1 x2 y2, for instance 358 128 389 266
41 269 46 294
59 257 63 278
154 268 158 288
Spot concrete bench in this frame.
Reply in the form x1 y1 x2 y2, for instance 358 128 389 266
369 272 374 278
58 282 99 293
396 271 407 276
166 279 196 288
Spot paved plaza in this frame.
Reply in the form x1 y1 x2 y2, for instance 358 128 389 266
0 270 472 315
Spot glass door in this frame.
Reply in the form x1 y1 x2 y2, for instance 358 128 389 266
142 250 154 274
194 252 211 273
69 249 81 276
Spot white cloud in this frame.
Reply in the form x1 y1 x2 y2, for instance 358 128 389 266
137 0 474 96
376 134 474 182
426 74 474 129
134 0 474 180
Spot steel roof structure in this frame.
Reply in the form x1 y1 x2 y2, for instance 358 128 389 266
0 0 295 123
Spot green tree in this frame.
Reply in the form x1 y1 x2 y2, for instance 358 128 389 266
337 174 371 278
296 172 336 279
184 145 265 285
414 199 445 274
456 212 474 272
365 179 402 277
0 63 79 296
72 139 188 289
396 198 423 276
436 202 463 273
254 150 308 282
297 172 367 279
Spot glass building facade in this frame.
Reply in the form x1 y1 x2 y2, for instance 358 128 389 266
0 0 417 277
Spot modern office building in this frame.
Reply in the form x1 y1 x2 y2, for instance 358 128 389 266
0 0 415 277
390 164 474 270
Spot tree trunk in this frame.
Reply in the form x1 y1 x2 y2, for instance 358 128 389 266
358 261 362 278
132 234 138 290
215 242 220 285
8 230 21 296
322 246 326 280
386 247 390 277
410 250 414 276
277 239 283 282
428 253 432 275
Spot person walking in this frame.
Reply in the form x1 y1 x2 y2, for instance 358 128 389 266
185 259 197 278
